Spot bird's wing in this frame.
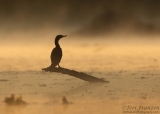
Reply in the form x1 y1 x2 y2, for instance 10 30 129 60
51 48 56 60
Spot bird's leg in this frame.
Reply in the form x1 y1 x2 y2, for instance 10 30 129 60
58 64 61 68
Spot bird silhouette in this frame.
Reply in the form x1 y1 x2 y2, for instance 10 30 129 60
50 35 67 68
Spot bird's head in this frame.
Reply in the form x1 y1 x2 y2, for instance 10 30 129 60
55 35 67 40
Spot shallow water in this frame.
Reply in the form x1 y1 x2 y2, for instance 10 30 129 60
0 40 160 114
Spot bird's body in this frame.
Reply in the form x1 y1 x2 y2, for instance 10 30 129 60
50 46 62 67
50 35 66 68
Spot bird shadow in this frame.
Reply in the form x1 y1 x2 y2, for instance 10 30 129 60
42 67 109 83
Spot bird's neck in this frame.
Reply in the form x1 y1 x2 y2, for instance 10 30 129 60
55 39 60 48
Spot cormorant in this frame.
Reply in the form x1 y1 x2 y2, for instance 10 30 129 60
50 35 67 68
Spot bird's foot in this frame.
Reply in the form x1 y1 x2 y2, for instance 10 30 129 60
58 64 61 68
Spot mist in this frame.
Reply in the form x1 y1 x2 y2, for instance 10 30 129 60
1 0 160 71
1 0 160 39
1 2 160 114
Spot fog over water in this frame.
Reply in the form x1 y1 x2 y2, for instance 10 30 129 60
1 0 160 38
0 0 160 71
0 2 160 114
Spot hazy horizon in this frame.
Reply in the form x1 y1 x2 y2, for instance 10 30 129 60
1 0 160 39
0 0 160 72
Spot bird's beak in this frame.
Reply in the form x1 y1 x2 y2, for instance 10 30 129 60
63 35 67 37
